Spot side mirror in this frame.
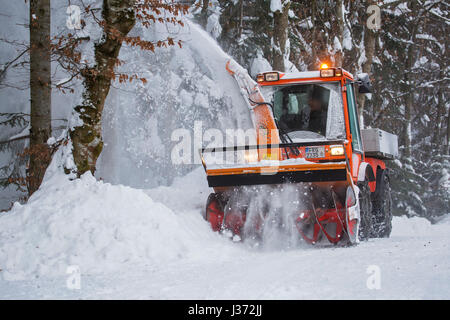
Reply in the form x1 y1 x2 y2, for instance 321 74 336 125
356 73 372 93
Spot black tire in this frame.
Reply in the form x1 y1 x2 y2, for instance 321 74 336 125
371 171 393 238
358 181 374 241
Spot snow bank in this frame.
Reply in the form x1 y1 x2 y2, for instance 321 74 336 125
0 156 203 280
391 216 433 237
438 214 450 225
145 167 211 213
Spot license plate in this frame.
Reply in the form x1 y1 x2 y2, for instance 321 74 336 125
305 146 325 158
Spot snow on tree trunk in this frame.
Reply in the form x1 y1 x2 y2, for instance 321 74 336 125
402 5 419 161
28 0 52 195
70 0 136 176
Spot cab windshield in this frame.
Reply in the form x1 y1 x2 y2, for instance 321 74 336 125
261 82 346 141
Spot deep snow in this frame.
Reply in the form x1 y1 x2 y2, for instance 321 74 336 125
0 152 449 299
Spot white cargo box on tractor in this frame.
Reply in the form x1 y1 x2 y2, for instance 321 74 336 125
362 128 399 160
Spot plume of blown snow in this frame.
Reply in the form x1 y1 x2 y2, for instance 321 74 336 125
96 19 253 189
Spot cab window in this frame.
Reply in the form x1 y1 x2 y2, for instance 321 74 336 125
345 83 363 152
272 84 329 136
261 83 346 141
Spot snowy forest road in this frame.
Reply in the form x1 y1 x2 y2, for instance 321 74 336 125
90 229 450 300
1 167 449 299
1 220 449 299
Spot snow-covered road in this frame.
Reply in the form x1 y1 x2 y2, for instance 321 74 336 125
1 165 449 299
1 215 449 299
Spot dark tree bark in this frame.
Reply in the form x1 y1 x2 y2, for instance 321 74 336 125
356 0 377 129
70 0 136 175
402 1 420 160
310 0 317 67
446 102 450 155
272 0 290 72
238 0 244 38
28 0 52 195
432 87 445 151
200 0 209 28
334 0 344 67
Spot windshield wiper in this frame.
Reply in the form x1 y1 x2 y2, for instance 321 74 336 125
247 97 300 158
275 120 300 158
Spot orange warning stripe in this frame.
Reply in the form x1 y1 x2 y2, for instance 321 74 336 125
206 162 347 177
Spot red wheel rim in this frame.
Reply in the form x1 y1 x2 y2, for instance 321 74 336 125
206 198 224 232
224 210 245 236
345 210 359 244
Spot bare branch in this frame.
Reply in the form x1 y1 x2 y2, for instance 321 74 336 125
0 48 29 81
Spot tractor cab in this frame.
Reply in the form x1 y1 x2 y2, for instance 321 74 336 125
255 66 385 164
256 66 363 157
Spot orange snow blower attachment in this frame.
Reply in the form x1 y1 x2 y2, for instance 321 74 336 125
201 143 348 188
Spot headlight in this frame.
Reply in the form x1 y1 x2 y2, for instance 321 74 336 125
256 74 265 82
244 150 259 163
320 69 335 77
330 145 345 156
264 72 280 82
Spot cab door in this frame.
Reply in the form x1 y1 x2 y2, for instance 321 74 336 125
345 81 364 179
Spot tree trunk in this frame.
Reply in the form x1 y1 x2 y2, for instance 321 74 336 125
238 0 244 38
403 86 412 160
310 0 317 67
272 0 290 72
432 87 444 152
334 0 344 67
28 0 52 195
70 0 136 176
356 0 377 129
446 103 450 155
402 42 417 161
200 0 209 28
402 2 419 161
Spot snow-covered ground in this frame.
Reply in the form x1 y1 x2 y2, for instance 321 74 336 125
0 155 449 299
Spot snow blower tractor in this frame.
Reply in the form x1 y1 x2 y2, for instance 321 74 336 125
200 60 398 245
